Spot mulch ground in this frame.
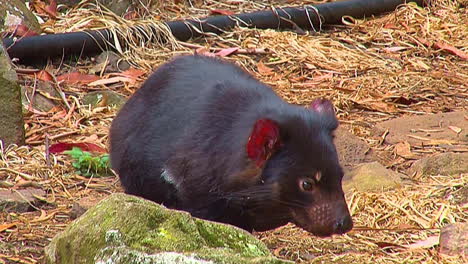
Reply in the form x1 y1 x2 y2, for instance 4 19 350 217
1 0 467 263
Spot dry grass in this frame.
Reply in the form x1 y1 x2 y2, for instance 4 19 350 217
1 0 467 263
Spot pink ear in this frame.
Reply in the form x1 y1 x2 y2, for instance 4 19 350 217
310 98 335 115
247 119 281 167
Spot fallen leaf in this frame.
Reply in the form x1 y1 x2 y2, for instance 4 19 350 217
215 47 239 57
396 223 419 230
49 142 107 154
375 241 406 249
50 109 68 120
407 135 457 145
448 126 462 134
257 62 274 76
416 37 432 47
354 100 398 113
44 0 57 18
383 46 407 53
210 9 235 16
88 76 134 86
426 139 457 146
35 70 54 82
434 41 468 60
383 23 398 29
312 72 334 81
194 48 215 57
30 210 56 223
0 222 18 233
123 10 139 20
82 134 99 143
116 68 146 79
304 63 316 70
407 235 439 249
408 58 430 70
374 241 406 252
390 96 418 105
394 141 416 159
8 24 39 37
16 180 41 188
57 72 100 84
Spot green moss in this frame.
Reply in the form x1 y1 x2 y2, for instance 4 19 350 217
45 193 292 264
195 219 269 257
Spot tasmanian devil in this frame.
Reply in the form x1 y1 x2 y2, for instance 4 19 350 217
109 54 353 237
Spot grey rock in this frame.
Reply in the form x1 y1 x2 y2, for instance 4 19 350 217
82 90 127 109
334 126 375 170
0 0 42 35
93 51 131 73
21 83 60 113
409 152 468 177
373 111 468 147
0 188 45 212
95 0 133 16
439 222 467 257
69 196 105 219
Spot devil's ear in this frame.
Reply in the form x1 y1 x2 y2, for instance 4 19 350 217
247 119 281 167
309 98 338 130
310 98 335 115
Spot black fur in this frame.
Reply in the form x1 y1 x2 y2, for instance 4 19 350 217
110 55 352 236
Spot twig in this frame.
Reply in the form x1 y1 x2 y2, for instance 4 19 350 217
45 133 51 169
0 168 35 181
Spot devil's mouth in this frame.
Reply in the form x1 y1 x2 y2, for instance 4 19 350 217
306 228 335 238
291 221 334 237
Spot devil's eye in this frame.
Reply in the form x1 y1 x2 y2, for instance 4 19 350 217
301 180 313 191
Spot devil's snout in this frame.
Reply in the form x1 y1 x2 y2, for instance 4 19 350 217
332 211 353 234
293 199 353 237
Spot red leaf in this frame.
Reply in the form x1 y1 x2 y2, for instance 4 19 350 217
0 222 18 233
247 119 281 167
56 72 100 84
374 241 406 252
36 70 54 82
116 68 146 79
8 24 39 37
383 23 398 29
215 47 239 57
434 41 468 60
210 9 235 16
407 235 439 249
383 46 407 53
123 11 140 20
44 0 58 18
417 37 432 47
194 48 216 57
49 142 107 154
257 62 274 76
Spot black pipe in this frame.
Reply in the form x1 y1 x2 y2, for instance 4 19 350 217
2 0 427 65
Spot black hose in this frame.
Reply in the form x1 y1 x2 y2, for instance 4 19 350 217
2 0 428 65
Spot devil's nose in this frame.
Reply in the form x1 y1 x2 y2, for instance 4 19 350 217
333 214 353 234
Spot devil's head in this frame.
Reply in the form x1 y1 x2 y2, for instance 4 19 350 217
246 98 353 236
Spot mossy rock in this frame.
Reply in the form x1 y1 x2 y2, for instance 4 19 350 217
409 152 468 177
82 91 126 109
45 193 290 264
343 162 403 193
